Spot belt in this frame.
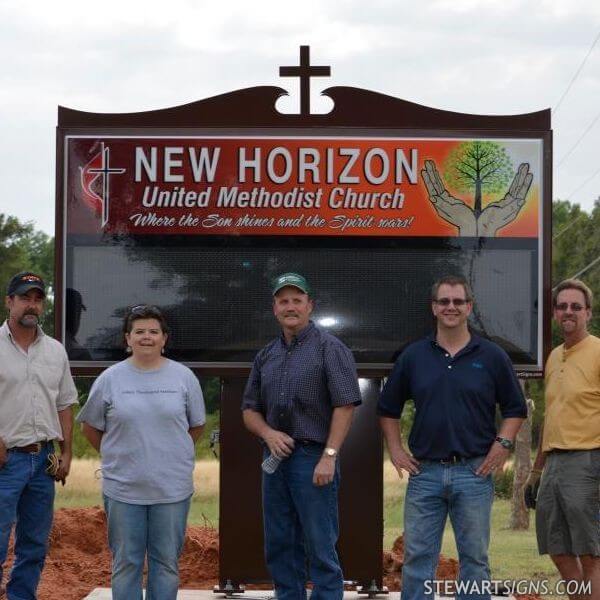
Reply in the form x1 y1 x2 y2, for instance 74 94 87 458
8 441 51 454
421 454 473 465
438 455 465 465
294 439 324 446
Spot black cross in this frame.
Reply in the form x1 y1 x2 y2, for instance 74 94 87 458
88 145 125 226
279 46 331 116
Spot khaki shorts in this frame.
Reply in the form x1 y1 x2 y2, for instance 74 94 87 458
536 449 600 556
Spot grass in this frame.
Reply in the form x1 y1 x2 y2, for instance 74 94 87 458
57 458 565 598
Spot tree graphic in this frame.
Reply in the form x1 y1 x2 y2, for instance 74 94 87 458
444 141 513 218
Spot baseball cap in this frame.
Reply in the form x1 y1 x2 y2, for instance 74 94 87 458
7 272 46 297
272 272 311 296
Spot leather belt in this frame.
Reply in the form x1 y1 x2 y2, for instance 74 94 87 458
438 455 464 465
294 439 324 446
8 442 50 454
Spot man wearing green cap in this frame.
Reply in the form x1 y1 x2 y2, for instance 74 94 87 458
242 272 361 600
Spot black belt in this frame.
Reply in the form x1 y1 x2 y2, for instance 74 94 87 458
294 439 324 446
421 454 474 465
8 441 51 454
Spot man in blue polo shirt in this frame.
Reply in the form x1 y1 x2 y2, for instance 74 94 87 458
379 275 526 600
242 273 361 600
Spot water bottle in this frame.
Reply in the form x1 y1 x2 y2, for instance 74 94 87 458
261 453 282 474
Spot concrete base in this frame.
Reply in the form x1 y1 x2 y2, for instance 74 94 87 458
83 589 514 599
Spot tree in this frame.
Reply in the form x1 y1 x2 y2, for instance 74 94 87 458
509 391 533 530
0 214 34 291
444 141 513 218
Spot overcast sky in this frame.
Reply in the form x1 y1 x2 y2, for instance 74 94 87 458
1 0 599 235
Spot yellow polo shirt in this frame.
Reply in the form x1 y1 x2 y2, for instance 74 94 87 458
543 334 600 451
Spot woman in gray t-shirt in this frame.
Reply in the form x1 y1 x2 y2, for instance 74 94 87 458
77 305 206 600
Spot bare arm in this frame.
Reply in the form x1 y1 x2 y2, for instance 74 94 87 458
497 416 525 441
477 416 525 476
189 425 204 444
55 406 74 483
242 409 295 458
81 422 104 453
324 405 354 451
380 416 420 478
0 437 6 469
313 405 355 486
58 406 74 456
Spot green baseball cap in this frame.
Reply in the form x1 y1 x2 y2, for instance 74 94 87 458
272 272 311 296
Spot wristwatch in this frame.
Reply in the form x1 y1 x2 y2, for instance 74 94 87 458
495 436 514 450
323 447 338 458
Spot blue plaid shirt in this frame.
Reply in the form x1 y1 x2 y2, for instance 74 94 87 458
242 321 362 444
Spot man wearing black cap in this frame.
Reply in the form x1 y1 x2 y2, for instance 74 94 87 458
0 272 78 599
242 273 361 600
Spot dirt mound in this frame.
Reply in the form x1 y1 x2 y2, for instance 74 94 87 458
382 534 459 591
1 509 539 599
4 507 218 600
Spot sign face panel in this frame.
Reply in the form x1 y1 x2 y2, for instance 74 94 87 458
67 136 541 238
62 132 545 373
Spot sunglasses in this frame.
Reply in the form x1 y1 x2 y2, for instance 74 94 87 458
554 302 586 312
129 304 163 317
434 298 470 307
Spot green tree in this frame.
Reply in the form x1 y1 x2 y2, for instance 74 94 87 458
0 214 33 292
444 141 513 217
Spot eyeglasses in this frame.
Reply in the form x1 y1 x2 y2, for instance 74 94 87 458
555 302 586 312
434 298 470 307
129 304 163 317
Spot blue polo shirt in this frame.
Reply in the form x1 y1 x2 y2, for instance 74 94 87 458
378 333 526 460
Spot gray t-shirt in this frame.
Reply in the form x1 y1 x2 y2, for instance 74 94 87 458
77 359 206 504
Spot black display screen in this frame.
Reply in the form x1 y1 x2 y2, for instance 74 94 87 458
64 235 539 369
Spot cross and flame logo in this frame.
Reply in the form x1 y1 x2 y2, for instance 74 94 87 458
79 143 126 227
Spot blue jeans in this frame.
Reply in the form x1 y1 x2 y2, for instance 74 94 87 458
402 457 494 600
262 444 343 600
0 443 55 600
103 495 191 600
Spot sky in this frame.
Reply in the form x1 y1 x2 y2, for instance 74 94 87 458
1 0 599 235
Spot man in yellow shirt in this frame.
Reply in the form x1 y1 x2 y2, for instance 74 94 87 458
526 278 599 599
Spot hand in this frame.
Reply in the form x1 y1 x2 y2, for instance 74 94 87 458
422 160 477 236
476 442 510 476
524 469 542 509
390 447 420 479
0 439 7 470
313 455 336 486
263 430 295 459
477 163 533 236
54 453 72 486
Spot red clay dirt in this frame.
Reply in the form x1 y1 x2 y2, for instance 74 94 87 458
2 508 539 600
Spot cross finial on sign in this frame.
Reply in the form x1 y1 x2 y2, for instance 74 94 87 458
279 46 331 116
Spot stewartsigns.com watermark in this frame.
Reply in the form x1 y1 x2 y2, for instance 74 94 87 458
424 578 592 596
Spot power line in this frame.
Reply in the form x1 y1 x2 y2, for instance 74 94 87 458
571 254 600 280
553 29 600 116
552 212 587 240
565 164 600 201
556 109 600 169
552 253 600 290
